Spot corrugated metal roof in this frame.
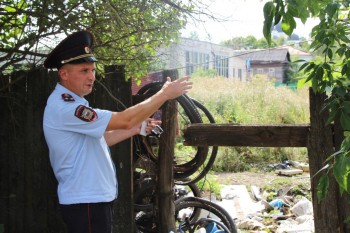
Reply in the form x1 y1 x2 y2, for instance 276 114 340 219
234 48 290 63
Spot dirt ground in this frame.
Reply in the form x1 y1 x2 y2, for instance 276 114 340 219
213 171 311 193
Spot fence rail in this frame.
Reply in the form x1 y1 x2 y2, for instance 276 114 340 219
184 124 310 147
0 67 349 233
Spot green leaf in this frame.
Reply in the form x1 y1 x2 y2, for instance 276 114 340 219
322 63 331 71
4 6 16 13
263 2 276 46
335 86 346 97
311 74 319 92
304 62 316 73
298 62 309 72
343 101 350 114
274 0 282 25
341 136 350 151
341 63 348 76
281 13 296 36
307 0 321 16
341 112 350 131
334 151 350 193
336 46 345 57
315 66 324 80
326 2 339 19
326 108 337 125
274 13 282 25
327 49 333 60
317 174 329 204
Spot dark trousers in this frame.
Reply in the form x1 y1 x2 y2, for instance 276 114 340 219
60 201 114 233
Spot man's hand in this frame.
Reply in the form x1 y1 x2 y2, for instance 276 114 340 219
139 118 162 136
159 76 192 100
106 77 191 132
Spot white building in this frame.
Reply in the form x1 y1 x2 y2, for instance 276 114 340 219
157 38 297 83
157 38 248 80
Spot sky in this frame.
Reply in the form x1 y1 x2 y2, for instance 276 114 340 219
181 0 319 44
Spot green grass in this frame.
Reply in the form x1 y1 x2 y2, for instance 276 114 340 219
187 75 310 172
195 172 223 199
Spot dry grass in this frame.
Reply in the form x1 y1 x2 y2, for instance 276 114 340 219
186 75 310 171
188 75 310 124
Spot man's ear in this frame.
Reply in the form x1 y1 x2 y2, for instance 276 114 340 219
58 66 68 81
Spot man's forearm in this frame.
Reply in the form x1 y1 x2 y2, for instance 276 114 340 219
104 129 138 146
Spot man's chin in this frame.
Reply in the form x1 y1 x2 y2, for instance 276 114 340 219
82 89 93 96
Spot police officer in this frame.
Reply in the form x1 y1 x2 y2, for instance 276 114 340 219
43 30 192 233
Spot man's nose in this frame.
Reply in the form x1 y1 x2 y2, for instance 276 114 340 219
89 71 96 80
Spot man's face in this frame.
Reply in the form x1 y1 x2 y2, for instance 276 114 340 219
59 62 96 97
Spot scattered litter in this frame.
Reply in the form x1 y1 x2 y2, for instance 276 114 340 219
290 161 310 172
276 217 314 233
260 199 274 212
236 218 265 230
251 185 263 201
216 166 312 232
220 185 236 200
269 199 283 209
275 169 303 176
267 160 309 176
290 197 313 217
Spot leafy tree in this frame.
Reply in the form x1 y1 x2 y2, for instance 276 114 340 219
0 0 215 79
263 0 350 232
245 35 258 49
188 31 200 40
220 35 286 49
274 35 287 46
220 36 247 49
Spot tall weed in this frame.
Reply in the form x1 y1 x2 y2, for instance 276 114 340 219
187 75 310 172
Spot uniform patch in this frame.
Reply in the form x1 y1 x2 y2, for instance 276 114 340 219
74 105 97 122
62 93 75 102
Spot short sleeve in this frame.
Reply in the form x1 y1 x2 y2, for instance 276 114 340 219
60 104 112 138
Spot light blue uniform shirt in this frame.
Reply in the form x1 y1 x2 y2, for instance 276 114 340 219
43 83 117 204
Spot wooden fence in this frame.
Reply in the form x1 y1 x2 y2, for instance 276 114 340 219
0 66 135 233
1 69 63 232
1 66 350 233
183 90 350 233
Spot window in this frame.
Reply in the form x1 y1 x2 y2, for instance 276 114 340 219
268 68 275 77
238 69 242 80
214 55 229 77
185 51 210 75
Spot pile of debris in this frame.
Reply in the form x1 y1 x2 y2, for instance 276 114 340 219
268 160 309 176
218 161 313 233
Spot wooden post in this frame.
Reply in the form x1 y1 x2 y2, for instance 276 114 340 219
307 88 342 233
157 70 178 232
101 65 134 233
334 109 350 232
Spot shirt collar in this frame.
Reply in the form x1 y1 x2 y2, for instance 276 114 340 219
55 83 88 105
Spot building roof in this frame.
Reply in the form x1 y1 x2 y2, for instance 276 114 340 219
278 45 310 57
234 48 290 63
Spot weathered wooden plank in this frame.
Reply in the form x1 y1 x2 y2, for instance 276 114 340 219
157 70 177 232
183 124 310 147
307 90 345 233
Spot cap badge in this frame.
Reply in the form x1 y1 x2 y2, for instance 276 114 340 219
61 93 75 102
84 46 90 54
